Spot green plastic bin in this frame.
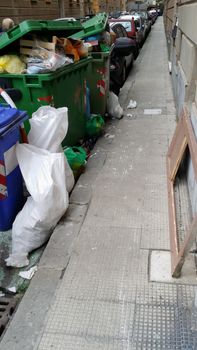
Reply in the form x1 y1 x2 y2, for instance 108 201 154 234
70 13 110 116
69 13 108 40
0 19 92 146
87 51 109 116
0 19 83 52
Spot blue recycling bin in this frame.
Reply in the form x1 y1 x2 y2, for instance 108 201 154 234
0 107 28 231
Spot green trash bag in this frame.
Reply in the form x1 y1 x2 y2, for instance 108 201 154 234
64 146 87 178
86 114 105 138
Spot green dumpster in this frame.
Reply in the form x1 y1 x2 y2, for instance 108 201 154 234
70 13 110 116
0 19 92 146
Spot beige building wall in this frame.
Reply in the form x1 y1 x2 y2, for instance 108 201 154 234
164 0 197 214
0 0 125 23
164 0 197 116
64 0 85 17
0 0 59 24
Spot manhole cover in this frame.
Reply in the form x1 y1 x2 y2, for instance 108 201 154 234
0 297 17 337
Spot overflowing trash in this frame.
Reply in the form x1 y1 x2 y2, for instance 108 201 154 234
64 146 87 179
0 15 112 76
0 35 90 75
28 106 74 192
28 106 68 151
19 266 38 280
5 144 69 268
0 13 126 269
22 37 89 73
25 49 70 75
0 55 25 74
86 114 105 138
5 105 74 268
107 91 124 119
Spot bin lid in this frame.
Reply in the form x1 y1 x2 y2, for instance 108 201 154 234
69 13 108 40
0 107 27 137
0 107 20 128
0 19 83 51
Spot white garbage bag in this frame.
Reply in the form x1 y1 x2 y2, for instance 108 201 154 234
107 91 124 119
28 106 68 152
28 106 74 192
5 144 69 268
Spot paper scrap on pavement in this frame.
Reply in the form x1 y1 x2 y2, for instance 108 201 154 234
8 287 16 293
144 109 162 115
104 133 115 139
127 114 133 118
168 61 172 73
19 266 38 280
127 100 137 109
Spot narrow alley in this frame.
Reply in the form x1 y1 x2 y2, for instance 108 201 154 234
1 17 197 350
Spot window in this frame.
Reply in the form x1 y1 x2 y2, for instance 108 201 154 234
119 21 131 32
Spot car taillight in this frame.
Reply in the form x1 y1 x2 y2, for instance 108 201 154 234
131 17 136 37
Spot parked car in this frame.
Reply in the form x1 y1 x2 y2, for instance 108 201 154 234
109 23 135 95
109 17 140 56
54 17 77 21
110 22 137 64
110 14 145 49
109 11 122 19
134 11 152 38
148 9 158 24
125 13 146 46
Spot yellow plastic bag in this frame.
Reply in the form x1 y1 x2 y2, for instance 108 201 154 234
0 55 25 74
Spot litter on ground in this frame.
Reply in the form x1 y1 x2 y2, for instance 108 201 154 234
144 108 162 115
19 266 38 280
104 133 115 139
127 100 137 109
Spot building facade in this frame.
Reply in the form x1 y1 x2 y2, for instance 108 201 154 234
0 0 126 24
164 0 197 117
164 0 197 214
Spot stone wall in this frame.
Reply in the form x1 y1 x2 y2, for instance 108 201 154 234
164 0 197 215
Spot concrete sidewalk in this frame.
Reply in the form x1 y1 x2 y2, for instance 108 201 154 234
1 18 197 350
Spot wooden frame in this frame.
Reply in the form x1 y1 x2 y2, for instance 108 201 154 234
20 39 55 56
167 107 197 277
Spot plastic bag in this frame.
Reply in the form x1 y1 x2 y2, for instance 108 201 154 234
28 106 68 152
64 38 80 62
107 91 124 119
28 106 74 192
0 55 26 74
74 40 89 58
64 146 87 178
5 144 69 268
86 114 105 137
25 47 68 74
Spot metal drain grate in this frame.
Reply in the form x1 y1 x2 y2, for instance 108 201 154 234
0 297 17 337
